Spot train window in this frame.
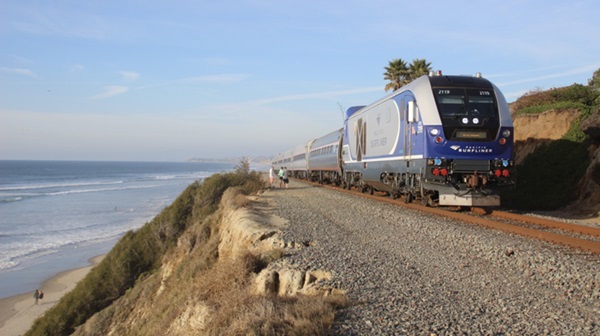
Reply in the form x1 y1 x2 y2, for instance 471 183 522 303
467 90 496 117
436 95 467 117
400 99 405 121
434 88 498 119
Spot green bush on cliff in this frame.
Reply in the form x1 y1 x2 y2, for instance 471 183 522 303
512 83 599 116
26 164 265 336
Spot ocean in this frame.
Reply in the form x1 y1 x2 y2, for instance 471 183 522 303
0 160 236 299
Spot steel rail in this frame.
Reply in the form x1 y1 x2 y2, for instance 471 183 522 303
487 210 600 238
301 180 600 254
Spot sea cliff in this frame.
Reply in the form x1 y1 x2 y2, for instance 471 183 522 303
26 169 344 336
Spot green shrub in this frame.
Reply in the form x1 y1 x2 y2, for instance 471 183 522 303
512 84 599 116
515 102 588 116
562 106 596 143
550 83 598 106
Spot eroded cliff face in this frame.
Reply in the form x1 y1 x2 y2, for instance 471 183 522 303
513 108 600 215
73 189 339 336
513 109 580 164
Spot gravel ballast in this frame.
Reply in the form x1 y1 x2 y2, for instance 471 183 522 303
262 180 599 335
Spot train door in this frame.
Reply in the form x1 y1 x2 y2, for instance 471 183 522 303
403 100 416 167
403 100 418 200
336 130 344 184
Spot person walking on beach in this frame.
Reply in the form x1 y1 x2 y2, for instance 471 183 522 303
39 290 44 304
34 289 39 305
269 166 276 189
278 167 284 188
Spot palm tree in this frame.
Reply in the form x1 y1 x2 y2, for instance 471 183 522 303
408 58 432 80
384 58 433 92
383 58 409 92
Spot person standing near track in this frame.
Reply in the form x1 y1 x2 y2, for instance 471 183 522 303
269 166 276 189
278 167 284 188
283 167 289 189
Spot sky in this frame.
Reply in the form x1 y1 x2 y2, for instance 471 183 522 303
1 0 599 162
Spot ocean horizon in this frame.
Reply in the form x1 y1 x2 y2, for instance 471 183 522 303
0 160 237 299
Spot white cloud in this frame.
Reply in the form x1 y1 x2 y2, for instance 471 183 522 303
0 67 37 78
119 71 140 81
89 86 129 99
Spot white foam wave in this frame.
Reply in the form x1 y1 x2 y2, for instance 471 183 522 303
0 180 124 192
0 222 142 271
149 171 212 181
46 184 158 197
0 197 23 203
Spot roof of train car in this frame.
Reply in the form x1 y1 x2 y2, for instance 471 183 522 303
345 74 510 126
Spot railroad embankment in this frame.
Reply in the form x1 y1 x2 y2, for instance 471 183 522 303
265 180 600 334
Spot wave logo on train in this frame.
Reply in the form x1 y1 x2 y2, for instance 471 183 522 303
273 72 515 207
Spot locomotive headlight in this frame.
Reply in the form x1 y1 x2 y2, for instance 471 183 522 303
429 128 440 136
461 117 469 124
502 129 511 138
472 118 480 124
434 158 442 166
502 159 509 167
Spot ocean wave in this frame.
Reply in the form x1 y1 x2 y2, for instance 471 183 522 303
0 180 125 192
0 226 138 271
148 171 211 181
46 184 158 196
0 197 23 203
0 185 161 202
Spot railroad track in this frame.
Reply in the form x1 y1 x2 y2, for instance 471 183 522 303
296 179 600 255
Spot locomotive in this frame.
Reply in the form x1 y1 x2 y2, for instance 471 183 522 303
273 72 515 206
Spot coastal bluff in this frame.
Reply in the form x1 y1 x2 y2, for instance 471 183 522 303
26 171 343 336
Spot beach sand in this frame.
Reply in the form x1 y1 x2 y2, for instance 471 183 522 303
0 255 105 336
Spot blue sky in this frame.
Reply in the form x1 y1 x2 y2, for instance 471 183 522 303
1 0 599 162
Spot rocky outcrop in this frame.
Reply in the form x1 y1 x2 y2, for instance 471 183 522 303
218 189 339 297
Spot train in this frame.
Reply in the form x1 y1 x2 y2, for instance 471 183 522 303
273 72 515 206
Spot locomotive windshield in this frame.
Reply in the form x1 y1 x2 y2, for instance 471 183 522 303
433 87 500 141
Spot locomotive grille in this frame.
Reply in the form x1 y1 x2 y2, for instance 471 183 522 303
451 160 490 173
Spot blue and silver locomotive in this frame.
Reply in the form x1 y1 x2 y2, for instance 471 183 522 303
274 72 515 206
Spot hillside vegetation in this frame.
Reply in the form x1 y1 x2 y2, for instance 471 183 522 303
503 78 600 213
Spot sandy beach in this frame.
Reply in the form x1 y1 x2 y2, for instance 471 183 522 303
0 255 105 336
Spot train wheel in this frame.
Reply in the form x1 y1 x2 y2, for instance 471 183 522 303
421 194 433 207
